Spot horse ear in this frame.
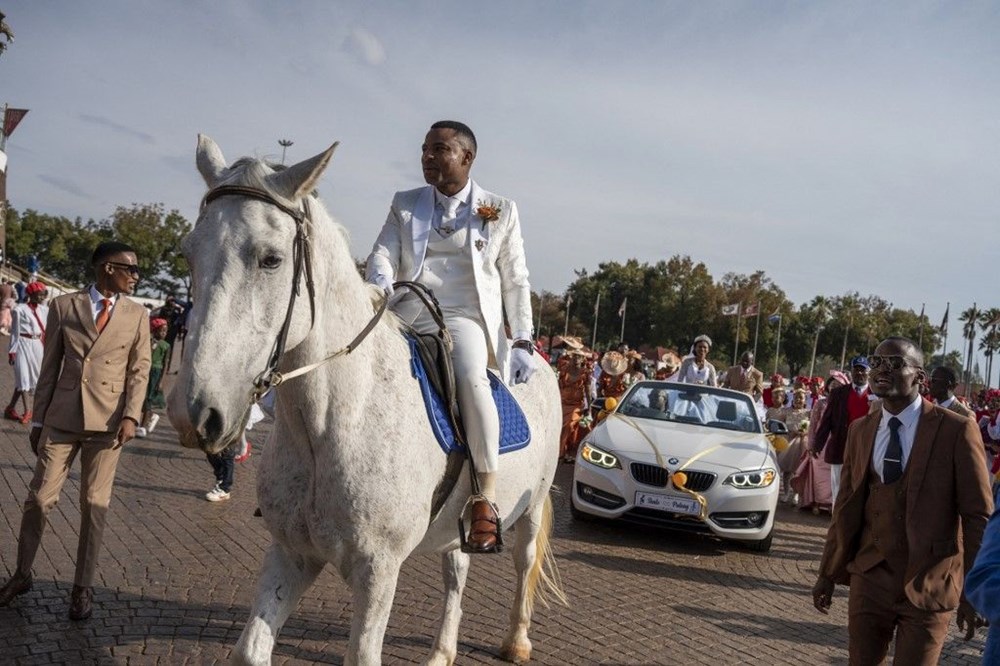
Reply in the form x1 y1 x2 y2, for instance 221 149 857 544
196 134 229 186
267 143 339 201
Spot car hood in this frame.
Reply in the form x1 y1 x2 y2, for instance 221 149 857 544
589 415 774 472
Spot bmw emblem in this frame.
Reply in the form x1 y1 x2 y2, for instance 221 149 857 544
668 457 679 465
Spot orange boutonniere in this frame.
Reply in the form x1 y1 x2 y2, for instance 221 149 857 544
475 200 502 229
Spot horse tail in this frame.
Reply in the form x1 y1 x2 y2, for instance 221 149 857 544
525 493 568 612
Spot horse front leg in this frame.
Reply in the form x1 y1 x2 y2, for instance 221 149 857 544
345 554 404 666
425 549 471 666
232 543 324 666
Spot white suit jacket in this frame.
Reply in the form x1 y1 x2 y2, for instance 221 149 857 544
366 181 532 382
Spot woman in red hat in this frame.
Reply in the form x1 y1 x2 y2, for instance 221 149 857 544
5 281 49 424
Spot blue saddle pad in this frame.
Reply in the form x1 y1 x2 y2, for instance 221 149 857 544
407 336 531 455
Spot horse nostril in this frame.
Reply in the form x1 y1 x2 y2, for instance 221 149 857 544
196 407 226 443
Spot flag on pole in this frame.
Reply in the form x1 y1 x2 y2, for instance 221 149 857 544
2 108 29 138
742 302 760 317
939 304 949 334
768 312 782 324
617 297 628 318
721 303 739 316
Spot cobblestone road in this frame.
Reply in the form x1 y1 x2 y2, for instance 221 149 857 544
0 353 986 664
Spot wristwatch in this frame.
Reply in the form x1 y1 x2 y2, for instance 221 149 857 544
512 340 534 355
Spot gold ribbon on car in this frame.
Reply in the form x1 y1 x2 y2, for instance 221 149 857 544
607 413 729 522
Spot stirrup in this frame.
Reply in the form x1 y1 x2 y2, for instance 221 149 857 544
458 494 504 554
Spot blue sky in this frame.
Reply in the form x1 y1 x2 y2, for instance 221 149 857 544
2 1 998 362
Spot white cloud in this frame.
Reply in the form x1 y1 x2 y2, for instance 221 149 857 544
346 27 386 67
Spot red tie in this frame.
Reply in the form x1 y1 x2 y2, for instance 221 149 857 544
96 299 112 333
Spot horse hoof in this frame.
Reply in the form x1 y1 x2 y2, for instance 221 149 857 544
500 642 532 664
424 650 455 666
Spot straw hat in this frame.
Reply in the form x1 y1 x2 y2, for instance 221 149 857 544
659 351 681 373
554 335 584 350
600 351 628 376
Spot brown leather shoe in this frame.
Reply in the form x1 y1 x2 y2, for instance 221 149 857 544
68 585 93 621
0 571 33 606
466 499 500 553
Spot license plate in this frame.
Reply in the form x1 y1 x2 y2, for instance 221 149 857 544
635 491 700 516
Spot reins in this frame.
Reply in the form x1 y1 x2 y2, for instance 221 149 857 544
199 185 447 404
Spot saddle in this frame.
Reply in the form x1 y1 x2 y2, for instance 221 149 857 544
393 281 508 554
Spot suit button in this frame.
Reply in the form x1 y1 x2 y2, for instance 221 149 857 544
105 360 111 364
84 358 90 363
101 381 107 385
874 537 880 543
82 379 88 384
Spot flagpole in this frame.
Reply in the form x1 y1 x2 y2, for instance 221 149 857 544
733 302 741 365
535 293 544 339
752 300 761 360
591 291 601 350
774 315 782 376
918 303 925 350
619 298 626 342
942 302 949 357
563 295 572 337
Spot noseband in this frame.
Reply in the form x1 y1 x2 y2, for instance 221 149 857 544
199 184 388 403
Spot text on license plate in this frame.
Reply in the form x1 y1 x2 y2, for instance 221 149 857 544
635 491 700 515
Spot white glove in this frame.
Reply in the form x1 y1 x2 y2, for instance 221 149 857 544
511 346 536 385
371 274 394 297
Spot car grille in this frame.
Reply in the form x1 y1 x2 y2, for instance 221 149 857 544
630 463 716 492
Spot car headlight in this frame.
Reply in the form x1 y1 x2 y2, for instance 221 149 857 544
724 468 776 489
580 442 621 469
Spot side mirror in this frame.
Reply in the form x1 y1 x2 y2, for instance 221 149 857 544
767 419 789 435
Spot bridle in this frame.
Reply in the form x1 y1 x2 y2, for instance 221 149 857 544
199 184 388 403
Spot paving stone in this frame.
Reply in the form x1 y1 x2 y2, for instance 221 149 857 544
0 348 987 663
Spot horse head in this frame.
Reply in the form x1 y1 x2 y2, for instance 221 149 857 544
167 134 337 453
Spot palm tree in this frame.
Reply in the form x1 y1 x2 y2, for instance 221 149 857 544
959 306 980 391
978 308 1000 389
0 12 12 58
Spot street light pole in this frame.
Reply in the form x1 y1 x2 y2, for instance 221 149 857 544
278 139 293 165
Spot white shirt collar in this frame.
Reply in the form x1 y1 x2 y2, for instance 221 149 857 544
881 394 923 430
936 395 956 409
433 179 472 210
89 285 119 305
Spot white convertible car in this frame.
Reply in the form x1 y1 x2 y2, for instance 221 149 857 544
571 381 780 552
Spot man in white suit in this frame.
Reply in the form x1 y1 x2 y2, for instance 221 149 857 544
367 120 535 553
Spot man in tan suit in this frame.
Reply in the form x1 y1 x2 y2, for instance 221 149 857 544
0 241 150 620
720 351 764 395
812 337 992 664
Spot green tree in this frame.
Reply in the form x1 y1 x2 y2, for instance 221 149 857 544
109 203 192 297
4 207 109 285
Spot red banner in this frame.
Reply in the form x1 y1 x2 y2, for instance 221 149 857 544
3 108 29 138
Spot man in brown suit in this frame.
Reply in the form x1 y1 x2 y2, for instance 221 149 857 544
812 337 992 664
0 241 150 620
720 351 764 395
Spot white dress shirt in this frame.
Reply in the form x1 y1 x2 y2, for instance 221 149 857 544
432 180 472 234
89 285 119 323
936 395 956 410
871 395 923 482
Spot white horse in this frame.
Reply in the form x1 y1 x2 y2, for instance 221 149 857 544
167 135 564 666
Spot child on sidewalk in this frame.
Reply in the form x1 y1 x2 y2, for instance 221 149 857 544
136 318 170 438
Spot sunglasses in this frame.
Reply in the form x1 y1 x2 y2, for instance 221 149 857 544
106 261 141 276
869 355 920 371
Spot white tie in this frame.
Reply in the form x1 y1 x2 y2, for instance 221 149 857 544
440 198 460 232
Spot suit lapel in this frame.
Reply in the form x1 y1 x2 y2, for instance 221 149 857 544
468 180 492 248
906 401 940 513
73 291 99 342
851 412 881 492
88 296 135 355
410 186 434 272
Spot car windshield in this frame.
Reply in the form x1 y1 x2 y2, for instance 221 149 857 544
613 381 762 434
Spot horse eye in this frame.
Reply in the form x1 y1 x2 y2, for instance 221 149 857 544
259 254 282 269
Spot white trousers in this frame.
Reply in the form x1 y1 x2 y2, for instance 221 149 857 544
413 313 499 474
830 463 843 506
